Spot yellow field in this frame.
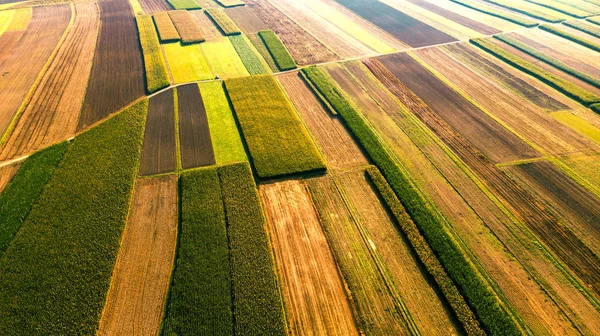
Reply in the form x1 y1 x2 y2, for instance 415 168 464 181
201 37 249 78
563 154 600 196
0 10 14 36
128 0 144 15
552 111 600 145
162 42 213 83
6 7 30 31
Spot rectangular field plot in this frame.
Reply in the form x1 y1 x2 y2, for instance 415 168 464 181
225 5 268 34
139 0 172 14
169 10 205 43
97 175 178 336
139 89 176 176
178 83 215 169
205 8 241 35
137 14 170 93
229 35 269 75
153 11 180 42
224 75 325 178
201 36 249 77
163 41 213 83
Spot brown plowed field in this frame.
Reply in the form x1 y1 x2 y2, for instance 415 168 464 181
0 31 24 66
97 175 178 336
277 72 367 170
0 161 20 193
139 89 176 176
78 0 145 131
225 6 268 34
139 0 172 14
366 57 600 301
189 10 223 40
245 0 338 65
260 180 359 336
414 46 596 156
178 84 215 169
0 5 71 139
0 3 100 161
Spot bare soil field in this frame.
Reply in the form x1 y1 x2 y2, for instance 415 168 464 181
139 0 172 14
260 180 359 336
188 10 223 40
0 31 25 66
245 0 338 65
177 83 215 169
78 0 145 131
225 6 268 34
97 175 178 336
0 5 70 139
0 3 99 161
139 89 176 176
0 161 20 193
277 72 367 170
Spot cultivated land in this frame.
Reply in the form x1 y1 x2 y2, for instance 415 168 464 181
139 88 176 176
178 83 215 169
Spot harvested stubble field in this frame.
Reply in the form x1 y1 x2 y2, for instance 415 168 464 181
169 9 206 43
224 5 267 34
139 88 176 176
139 0 172 14
153 11 180 42
188 9 224 40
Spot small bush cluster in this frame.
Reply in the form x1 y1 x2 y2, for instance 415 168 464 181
153 11 180 42
205 9 241 36
540 24 600 52
229 35 267 75
258 30 297 71
136 15 171 93
450 0 538 27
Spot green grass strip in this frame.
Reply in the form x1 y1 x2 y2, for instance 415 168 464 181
540 24 600 52
167 0 201 10
162 168 233 336
450 0 538 27
471 37 600 105
0 142 68 257
592 103 600 113
564 20 600 39
137 15 170 93
229 35 268 75
217 162 286 335
525 0 590 18
496 34 600 88
484 0 565 22
0 100 148 335
258 30 297 71
301 65 523 336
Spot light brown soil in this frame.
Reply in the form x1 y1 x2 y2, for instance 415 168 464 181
277 72 367 170
139 0 172 14
0 31 25 66
260 180 359 336
0 161 20 193
97 175 178 336
225 6 268 34
189 10 223 40
0 3 100 161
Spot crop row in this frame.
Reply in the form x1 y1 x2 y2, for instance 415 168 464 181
563 20 600 39
217 162 287 335
471 37 600 105
526 0 590 18
258 30 297 71
224 75 325 178
0 100 148 334
136 15 170 93
483 0 564 22
0 142 67 256
229 35 268 75
205 9 241 36
540 24 600 52
450 0 538 27
589 16 600 25
495 34 600 88
167 0 201 10
301 66 522 336
169 10 205 43
153 11 180 42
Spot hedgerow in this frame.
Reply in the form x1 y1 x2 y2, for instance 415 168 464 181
153 11 181 42
540 24 600 52
136 15 171 93
217 162 286 335
0 100 148 334
229 35 268 75
0 142 68 256
167 0 201 10
215 0 244 8
495 34 600 88
162 168 233 336
205 9 241 36
471 37 600 105
301 66 523 336
564 20 600 39
258 30 297 71
224 75 326 178
450 0 538 27
483 0 564 22
592 103 600 113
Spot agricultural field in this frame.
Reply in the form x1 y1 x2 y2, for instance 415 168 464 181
2 0 600 334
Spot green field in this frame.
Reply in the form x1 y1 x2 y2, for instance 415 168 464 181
136 15 171 93
163 41 213 83
167 0 201 10
229 35 268 75
258 30 297 71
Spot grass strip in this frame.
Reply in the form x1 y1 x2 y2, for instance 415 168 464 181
153 11 180 42
301 65 522 336
540 24 600 52
162 168 233 336
564 20 600 39
258 30 297 71
471 37 600 105
450 0 538 27
215 0 244 8
484 0 565 22
248 34 278 72
592 103 600 113
366 166 483 336
525 0 590 18
167 0 201 10
136 15 170 93
169 10 205 43
217 162 286 335
0 100 148 334
0 142 68 257
205 8 241 35
224 75 325 178
229 35 268 75
496 34 600 87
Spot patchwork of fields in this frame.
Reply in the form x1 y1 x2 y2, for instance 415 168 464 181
1 0 600 334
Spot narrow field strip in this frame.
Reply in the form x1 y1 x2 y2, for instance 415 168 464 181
97 175 178 335
526 0 593 18
225 6 268 34
189 9 224 40
564 20 600 38
483 0 568 22
448 0 538 27
163 168 233 335
201 36 249 77
217 162 287 335
167 0 201 10
178 83 215 169
224 75 325 178
139 0 172 14
153 11 180 42
206 8 241 35
247 33 278 71
169 10 205 43
552 111 600 144
216 0 244 7
163 41 213 83
139 88 176 176
0 100 147 335
229 35 268 75
137 15 171 93
258 30 297 71
540 24 600 51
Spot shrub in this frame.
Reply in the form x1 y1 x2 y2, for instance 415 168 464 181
483 0 564 22
450 0 538 27
229 35 268 75
564 20 600 39
301 66 523 336
540 24 600 52
258 30 297 71
153 11 180 42
168 10 205 43
162 168 233 336
217 162 286 336
471 37 600 105
224 75 326 178
205 9 241 36
136 15 170 93
167 0 201 10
